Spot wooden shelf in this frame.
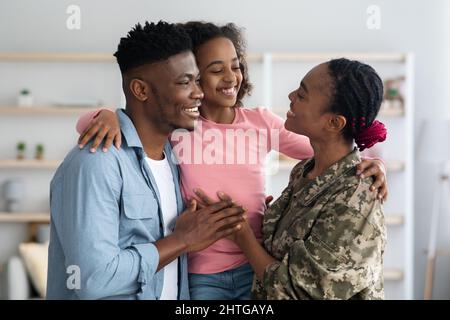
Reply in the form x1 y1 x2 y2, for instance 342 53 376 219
274 159 405 172
0 106 99 115
271 105 404 118
379 107 405 117
385 161 405 172
0 212 50 223
0 52 115 62
0 159 61 169
386 214 404 226
384 268 404 281
0 52 405 63
247 52 406 63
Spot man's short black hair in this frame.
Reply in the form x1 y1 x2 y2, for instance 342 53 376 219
114 21 193 73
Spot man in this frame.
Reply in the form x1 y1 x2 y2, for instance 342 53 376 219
46 21 245 300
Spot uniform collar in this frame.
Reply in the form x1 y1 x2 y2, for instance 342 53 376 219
294 148 361 206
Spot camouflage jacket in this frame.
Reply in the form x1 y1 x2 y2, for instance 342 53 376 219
252 148 386 300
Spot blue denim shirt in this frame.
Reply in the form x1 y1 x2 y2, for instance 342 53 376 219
46 109 189 300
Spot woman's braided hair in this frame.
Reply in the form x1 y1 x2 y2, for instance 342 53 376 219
327 58 386 150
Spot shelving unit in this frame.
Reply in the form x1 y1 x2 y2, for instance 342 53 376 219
272 159 405 172
0 106 98 115
0 52 114 62
0 159 61 169
246 52 406 63
384 268 404 281
271 104 405 119
247 52 414 299
385 214 405 226
0 52 119 298
0 212 50 223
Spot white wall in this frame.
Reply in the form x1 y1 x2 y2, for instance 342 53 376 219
0 0 449 299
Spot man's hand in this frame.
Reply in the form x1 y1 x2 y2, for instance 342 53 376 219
357 158 388 202
172 198 245 253
78 109 121 153
192 188 255 244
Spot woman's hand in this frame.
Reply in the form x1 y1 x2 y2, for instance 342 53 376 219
357 158 388 202
78 109 121 153
226 214 253 245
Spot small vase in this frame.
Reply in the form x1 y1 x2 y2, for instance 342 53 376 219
17 94 33 108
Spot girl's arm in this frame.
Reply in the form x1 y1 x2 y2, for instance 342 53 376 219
260 108 313 160
76 108 121 153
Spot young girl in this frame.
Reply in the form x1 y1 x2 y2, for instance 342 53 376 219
76 22 388 300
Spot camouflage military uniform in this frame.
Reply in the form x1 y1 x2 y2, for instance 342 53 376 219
252 148 386 300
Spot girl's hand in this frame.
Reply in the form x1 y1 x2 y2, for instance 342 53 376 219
226 214 253 245
357 158 388 202
265 195 274 208
78 109 121 153
192 188 237 209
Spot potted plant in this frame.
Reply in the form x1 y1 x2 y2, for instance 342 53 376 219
383 77 404 112
17 88 33 107
17 141 26 160
35 144 44 160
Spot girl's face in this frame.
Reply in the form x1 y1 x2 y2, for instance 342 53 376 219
195 37 243 108
284 63 335 141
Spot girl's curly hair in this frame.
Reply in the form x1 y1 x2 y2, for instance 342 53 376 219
182 21 253 107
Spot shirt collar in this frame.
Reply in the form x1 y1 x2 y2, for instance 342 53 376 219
117 109 175 163
116 109 144 150
295 148 361 206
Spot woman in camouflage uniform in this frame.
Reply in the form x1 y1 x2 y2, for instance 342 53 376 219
230 58 388 299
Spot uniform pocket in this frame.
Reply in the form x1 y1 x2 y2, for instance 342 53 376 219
122 193 158 220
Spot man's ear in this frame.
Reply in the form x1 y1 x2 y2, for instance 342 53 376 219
328 114 347 133
129 79 149 102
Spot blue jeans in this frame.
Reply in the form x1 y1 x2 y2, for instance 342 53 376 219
188 263 254 300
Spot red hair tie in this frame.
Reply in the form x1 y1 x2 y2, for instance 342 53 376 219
355 120 387 151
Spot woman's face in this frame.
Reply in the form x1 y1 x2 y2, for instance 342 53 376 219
195 37 243 108
284 63 334 140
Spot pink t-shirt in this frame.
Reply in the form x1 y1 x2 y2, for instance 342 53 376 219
77 107 313 274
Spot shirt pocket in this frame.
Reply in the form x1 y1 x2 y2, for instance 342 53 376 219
122 193 158 220
304 232 348 272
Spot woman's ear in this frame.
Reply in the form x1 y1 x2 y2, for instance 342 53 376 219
129 79 149 102
328 114 347 133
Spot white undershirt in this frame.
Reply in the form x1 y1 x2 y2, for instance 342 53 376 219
145 153 178 300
